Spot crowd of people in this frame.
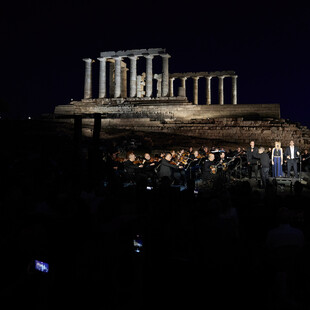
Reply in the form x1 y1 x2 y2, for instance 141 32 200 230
1 133 310 309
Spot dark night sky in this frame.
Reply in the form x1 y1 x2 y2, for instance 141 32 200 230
1 1 310 128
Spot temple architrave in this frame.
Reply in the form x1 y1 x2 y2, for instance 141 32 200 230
54 48 310 148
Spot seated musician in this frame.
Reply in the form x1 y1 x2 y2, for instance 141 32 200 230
142 152 157 184
217 151 231 181
157 152 185 185
177 149 186 159
123 152 145 183
216 151 226 171
171 150 178 162
189 150 199 161
201 146 209 157
188 150 203 180
202 153 217 184
211 147 221 162
188 146 194 157
232 147 243 157
106 151 125 181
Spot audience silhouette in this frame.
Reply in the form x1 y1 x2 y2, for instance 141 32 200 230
0 135 309 310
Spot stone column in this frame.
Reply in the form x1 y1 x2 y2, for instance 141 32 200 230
109 61 115 97
193 76 200 105
121 64 128 98
154 74 162 97
180 77 187 97
137 74 146 98
136 75 142 97
114 56 122 98
206 76 212 105
161 54 170 97
129 56 138 98
97 57 107 98
169 77 175 97
218 76 224 105
83 58 93 99
145 54 154 98
231 75 238 105
180 77 187 90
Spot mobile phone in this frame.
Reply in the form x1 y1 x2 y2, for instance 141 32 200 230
34 260 49 273
133 234 143 253
146 186 153 190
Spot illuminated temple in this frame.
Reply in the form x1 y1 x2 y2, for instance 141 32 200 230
54 48 310 148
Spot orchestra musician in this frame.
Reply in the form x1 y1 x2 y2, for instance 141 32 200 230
231 147 245 157
187 150 203 180
211 147 222 162
216 151 229 181
157 152 185 185
142 152 157 185
106 151 125 181
177 148 186 160
123 152 145 183
188 146 194 157
201 146 209 157
202 153 217 186
171 150 178 161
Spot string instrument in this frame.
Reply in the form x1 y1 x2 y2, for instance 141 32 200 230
133 156 144 165
178 151 190 159
112 155 126 163
170 158 184 168
178 155 191 166
222 162 228 171
210 161 222 174
195 154 207 166
142 157 158 167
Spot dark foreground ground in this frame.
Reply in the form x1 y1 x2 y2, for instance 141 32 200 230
1 119 310 310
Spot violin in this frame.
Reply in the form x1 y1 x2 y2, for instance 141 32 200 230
112 155 125 162
178 155 190 165
149 157 160 163
133 157 143 165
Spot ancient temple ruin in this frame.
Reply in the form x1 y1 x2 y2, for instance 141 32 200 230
80 48 237 106
53 48 310 148
55 48 279 119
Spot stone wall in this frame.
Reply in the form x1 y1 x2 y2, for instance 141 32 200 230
53 101 310 149
52 116 310 150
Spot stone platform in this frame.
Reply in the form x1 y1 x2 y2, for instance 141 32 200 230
55 100 281 121
52 114 310 151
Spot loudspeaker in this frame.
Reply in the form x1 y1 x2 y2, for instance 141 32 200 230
271 177 293 187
